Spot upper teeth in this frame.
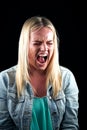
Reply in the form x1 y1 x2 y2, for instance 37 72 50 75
38 54 47 57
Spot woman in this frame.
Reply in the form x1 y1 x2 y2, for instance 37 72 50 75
0 16 79 130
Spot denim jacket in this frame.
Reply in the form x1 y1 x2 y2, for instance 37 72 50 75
0 65 79 130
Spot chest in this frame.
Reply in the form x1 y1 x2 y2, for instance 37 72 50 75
30 78 47 97
8 87 66 130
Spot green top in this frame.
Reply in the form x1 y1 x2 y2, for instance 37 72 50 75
30 96 53 130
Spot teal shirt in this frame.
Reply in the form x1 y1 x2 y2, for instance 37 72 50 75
30 97 53 130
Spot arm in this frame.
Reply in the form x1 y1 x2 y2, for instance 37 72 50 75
60 70 79 130
0 73 17 130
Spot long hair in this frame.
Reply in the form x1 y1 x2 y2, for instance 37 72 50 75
16 16 62 98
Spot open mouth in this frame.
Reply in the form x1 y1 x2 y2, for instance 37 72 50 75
37 55 48 63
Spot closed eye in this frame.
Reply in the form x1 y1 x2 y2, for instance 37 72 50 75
33 41 42 45
47 41 53 45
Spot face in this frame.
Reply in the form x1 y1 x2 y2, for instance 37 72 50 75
28 27 54 73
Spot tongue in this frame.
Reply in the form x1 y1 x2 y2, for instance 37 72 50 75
37 56 45 63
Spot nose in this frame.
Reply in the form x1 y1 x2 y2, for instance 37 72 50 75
40 43 48 51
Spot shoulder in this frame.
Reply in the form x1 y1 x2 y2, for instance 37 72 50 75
0 65 17 76
60 66 79 92
60 65 76 81
0 65 17 74
60 65 73 75
0 65 17 89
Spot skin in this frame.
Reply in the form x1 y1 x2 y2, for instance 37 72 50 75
28 27 54 97
28 27 54 73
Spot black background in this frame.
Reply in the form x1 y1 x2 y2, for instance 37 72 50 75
0 1 85 129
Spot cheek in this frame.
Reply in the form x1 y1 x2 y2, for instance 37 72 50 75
28 47 36 61
29 50 34 59
28 52 35 66
28 47 33 60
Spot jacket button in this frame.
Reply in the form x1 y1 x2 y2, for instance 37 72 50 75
49 96 52 99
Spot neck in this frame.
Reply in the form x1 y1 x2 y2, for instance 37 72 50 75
29 70 47 97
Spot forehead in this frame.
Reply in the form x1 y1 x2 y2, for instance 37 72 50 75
30 27 53 40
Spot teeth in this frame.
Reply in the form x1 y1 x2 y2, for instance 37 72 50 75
38 54 47 57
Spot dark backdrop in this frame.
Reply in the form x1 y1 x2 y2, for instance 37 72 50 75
0 1 85 129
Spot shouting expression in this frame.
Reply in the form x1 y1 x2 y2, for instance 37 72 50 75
28 27 54 73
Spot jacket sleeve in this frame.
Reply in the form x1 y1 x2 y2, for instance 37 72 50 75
0 73 17 130
60 70 79 130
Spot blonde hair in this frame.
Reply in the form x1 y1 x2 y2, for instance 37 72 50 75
16 16 62 98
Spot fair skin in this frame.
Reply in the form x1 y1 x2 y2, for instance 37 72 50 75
28 27 54 97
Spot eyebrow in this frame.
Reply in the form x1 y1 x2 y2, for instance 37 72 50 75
32 39 53 42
